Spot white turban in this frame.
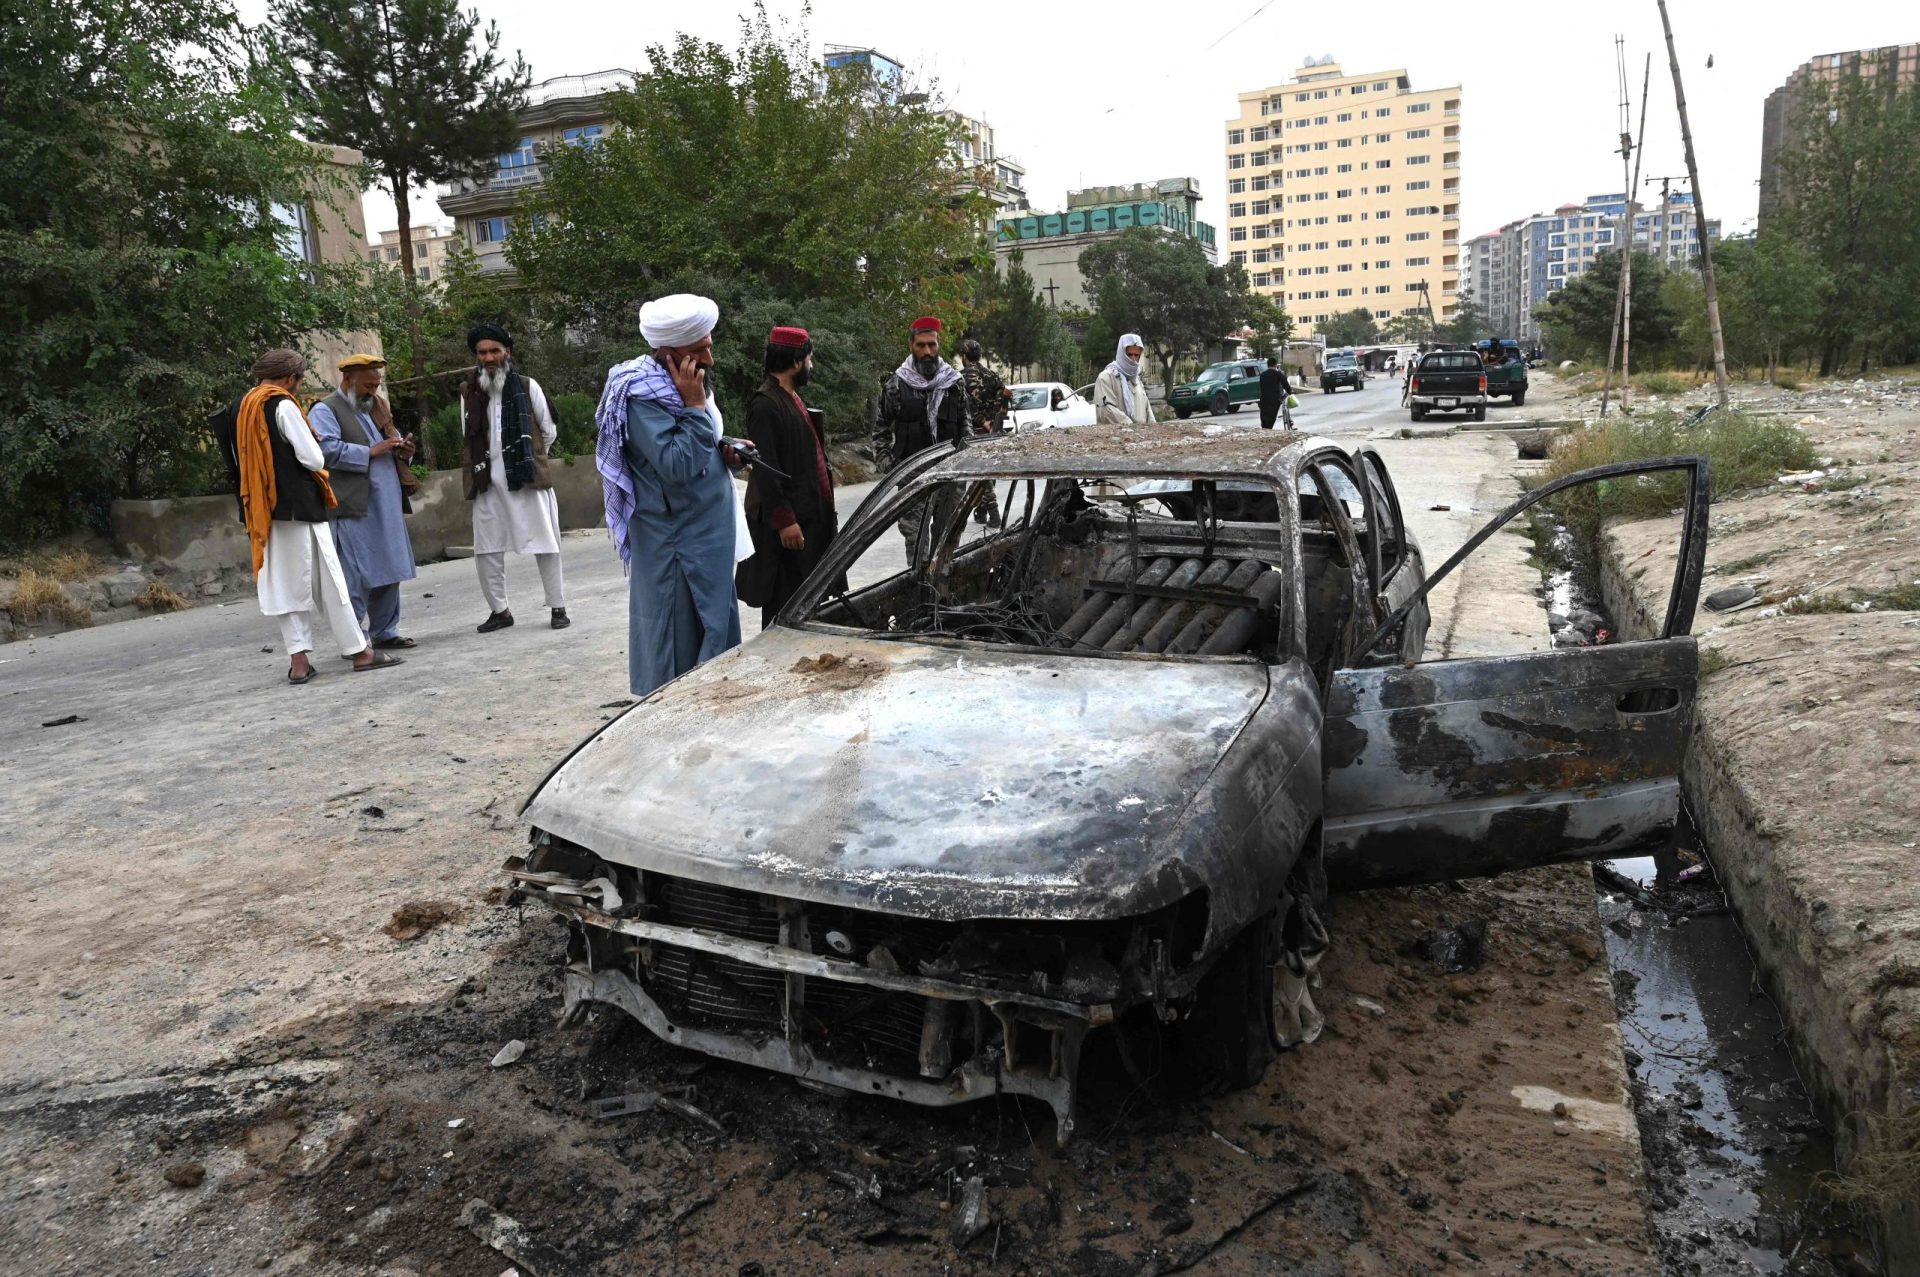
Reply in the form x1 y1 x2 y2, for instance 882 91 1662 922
640 293 720 348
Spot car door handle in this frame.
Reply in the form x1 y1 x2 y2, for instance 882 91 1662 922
1617 687 1681 715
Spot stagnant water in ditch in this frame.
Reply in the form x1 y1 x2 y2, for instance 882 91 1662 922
1534 515 1875 1275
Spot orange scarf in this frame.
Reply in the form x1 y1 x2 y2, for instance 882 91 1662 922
236 383 338 576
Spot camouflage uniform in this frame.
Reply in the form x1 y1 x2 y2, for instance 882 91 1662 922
960 361 1008 523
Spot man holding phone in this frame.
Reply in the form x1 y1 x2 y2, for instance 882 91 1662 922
310 353 419 649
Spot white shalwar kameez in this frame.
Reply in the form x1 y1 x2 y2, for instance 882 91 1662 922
257 399 367 657
473 375 567 613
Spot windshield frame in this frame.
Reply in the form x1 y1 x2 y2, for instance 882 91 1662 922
783 469 1300 665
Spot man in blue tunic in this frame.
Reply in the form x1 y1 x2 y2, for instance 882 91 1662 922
595 294 744 696
309 353 419 650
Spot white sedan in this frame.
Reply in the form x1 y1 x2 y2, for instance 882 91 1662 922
1004 381 1096 433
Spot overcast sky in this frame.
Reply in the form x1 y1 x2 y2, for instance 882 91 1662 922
258 0 1912 243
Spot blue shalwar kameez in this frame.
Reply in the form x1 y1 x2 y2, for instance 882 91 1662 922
621 395 742 696
310 398 417 640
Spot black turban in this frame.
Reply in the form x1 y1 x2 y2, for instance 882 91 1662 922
467 323 513 352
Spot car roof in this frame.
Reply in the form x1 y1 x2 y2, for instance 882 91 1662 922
919 423 1329 483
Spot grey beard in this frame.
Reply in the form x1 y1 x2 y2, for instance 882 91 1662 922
342 387 365 414
479 365 511 397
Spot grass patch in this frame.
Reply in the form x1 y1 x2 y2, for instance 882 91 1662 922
1781 594 1852 615
1 547 104 581
1715 548 1787 575
1772 375 1802 391
1816 1102 1920 1218
1698 646 1731 678
1869 583 1920 611
1821 472 1868 492
1528 409 1818 538
1634 371 1694 397
134 579 191 613
7 569 92 627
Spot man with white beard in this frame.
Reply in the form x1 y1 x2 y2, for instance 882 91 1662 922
462 323 569 632
310 353 418 650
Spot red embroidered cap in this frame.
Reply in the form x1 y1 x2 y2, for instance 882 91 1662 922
910 315 943 333
768 326 811 348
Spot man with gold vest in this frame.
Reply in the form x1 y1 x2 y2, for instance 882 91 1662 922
310 353 418 650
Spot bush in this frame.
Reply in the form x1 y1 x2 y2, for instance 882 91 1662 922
1773 375 1802 391
1529 409 1818 536
1635 371 1692 397
548 392 598 458
426 402 464 470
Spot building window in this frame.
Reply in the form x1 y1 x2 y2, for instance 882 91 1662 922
1407 154 1431 165
1230 250 1247 263
1337 263 1352 272
1229 226 1247 241
1374 81 1389 90
1337 163 1353 173
1407 231 1430 241
1407 256 1430 266
369 250 382 263
496 136 536 176
1407 102 1431 113
562 125 603 148
418 266 432 281
1228 178 1246 193
1353 84 1367 95
1336 112 1352 122
1229 202 1247 217
1253 226 1269 240
1250 126 1268 141
1337 238 1353 247
1335 188 1352 198
1407 128 1430 139
1336 213 1353 223
1375 158 1391 167
1336 287 1353 296
1407 180 1430 190
1254 272 1272 286
475 216 510 244
1250 175 1268 190
1295 92 1310 101
1314 141 1327 150
1228 154 1245 169
1249 153 1267 167
1376 259 1391 268
1376 133 1391 142
1228 128 1245 144
386 245 400 261
1252 200 1270 215
1253 248 1271 262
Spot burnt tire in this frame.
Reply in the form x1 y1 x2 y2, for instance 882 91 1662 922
1177 912 1279 1093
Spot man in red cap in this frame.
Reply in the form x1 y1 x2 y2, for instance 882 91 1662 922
870 315 969 557
736 326 841 627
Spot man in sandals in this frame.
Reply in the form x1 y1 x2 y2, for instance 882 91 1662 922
310 353 419 652
216 349 404 682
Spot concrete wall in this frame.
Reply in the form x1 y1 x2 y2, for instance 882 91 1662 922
110 459 606 574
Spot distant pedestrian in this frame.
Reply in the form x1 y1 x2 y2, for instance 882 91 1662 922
1258 356 1287 429
871 316 969 559
736 326 840 629
464 324 569 633
310 353 418 650
216 348 399 683
1094 333 1156 424
596 294 744 696
958 338 1009 525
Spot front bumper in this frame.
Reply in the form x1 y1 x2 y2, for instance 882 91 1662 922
515 858 1120 1142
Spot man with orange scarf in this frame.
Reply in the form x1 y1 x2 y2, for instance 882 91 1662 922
217 349 403 683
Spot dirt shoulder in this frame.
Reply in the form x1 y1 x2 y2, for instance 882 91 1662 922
1570 374 1920 1264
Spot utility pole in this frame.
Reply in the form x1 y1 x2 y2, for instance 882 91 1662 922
1600 45 1649 419
1655 0 1730 410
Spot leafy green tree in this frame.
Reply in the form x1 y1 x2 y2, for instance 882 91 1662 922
1317 308 1378 347
970 252 1052 370
269 0 529 461
0 0 374 547
1773 61 1920 372
1379 312 1435 345
1242 292 1294 359
1078 228 1261 394
1534 251 1679 363
512 10 987 342
1434 296 1490 345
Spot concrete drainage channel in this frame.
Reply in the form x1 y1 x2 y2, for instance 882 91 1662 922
1529 504 1876 1274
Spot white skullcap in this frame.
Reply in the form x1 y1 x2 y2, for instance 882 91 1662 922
640 293 720 348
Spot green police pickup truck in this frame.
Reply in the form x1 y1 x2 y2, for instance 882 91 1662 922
1168 360 1264 418
1475 339 1530 405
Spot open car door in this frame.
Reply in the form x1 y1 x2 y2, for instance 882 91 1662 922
1321 457 1710 890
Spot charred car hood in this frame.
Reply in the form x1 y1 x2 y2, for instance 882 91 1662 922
523 628 1268 921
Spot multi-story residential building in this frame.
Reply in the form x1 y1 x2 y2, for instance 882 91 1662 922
285 141 381 374
368 225 459 284
947 110 1028 215
439 70 633 280
1761 44 1919 226
1225 59 1462 337
1466 192 1719 343
991 177 1217 311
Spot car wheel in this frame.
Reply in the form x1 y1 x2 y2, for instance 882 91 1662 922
1269 880 1329 1052
1178 911 1278 1092
1174 407 1193 419
1209 392 1229 416
1511 389 1527 406
1473 405 1488 422
1411 407 1426 421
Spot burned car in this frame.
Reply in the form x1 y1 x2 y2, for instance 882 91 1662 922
511 423 1709 1141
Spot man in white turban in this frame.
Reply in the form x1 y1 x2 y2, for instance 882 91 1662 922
1094 332 1158 424
595 294 747 695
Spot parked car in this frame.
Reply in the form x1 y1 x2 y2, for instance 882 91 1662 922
1475 339 1530 405
510 424 1709 1142
1409 349 1488 422
1004 381 1096 433
1167 360 1263 418
1320 350 1367 394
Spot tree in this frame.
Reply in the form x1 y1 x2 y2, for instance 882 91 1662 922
970 252 1052 371
1243 292 1294 359
0 0 374 547
1773 59 1920 372
1534 251 1679 363
270 0 529 460
1433 297 1489 345
1378 312 1435 345
1078 228 1260 394
1317 308 1378 348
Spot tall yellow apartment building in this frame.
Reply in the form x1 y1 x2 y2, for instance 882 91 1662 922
1224 60 1462 337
